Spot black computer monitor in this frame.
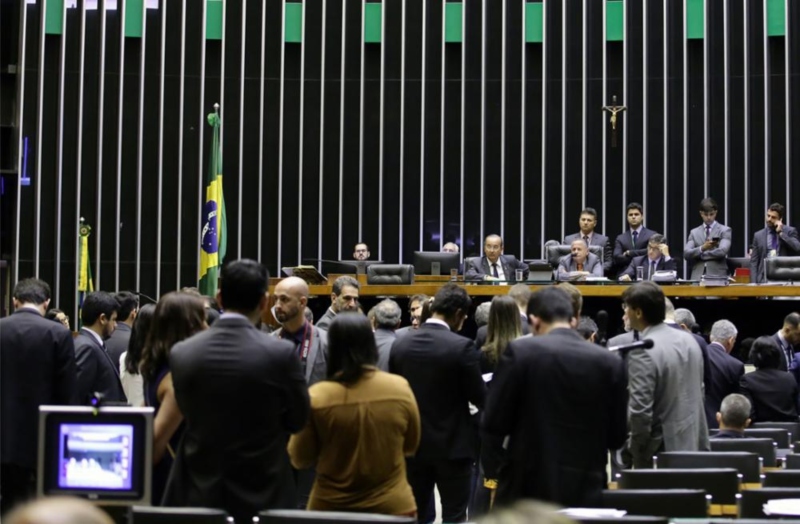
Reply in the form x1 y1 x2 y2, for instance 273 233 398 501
37 406 154 506
413 251 461 276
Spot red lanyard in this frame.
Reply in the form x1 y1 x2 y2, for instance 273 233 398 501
299 322 312 362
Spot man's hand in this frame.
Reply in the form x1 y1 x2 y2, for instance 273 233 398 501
619 274 632 282
776 219 784 233
659 244 671 258
701 239 716 252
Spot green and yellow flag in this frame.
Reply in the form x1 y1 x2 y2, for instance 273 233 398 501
199 107 227 296
78 219 94 328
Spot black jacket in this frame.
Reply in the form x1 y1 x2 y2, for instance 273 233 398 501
740 368 800 423
704 342 745 428
464 255 529 282
74 328 127 404
613 227 658 273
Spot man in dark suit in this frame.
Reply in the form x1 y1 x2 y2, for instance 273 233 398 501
613 202 658 277
778 312 800 373
74 292 126 405
390 283 486 523
619 234 677 281
712 394 751 439
370 298 401 371
704 320 745 428
750 202 800 283
482 287 628 507
105 291 138 367
316 275 360 330
564 207 613 273
164 260 310 522
474 284 531 349
1 279 78 515
465 234 529 282
740 336 800 422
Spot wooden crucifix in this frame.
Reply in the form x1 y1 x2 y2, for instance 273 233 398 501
602 96 627 148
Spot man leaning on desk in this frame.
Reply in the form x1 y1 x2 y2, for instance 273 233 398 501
465 234 529 282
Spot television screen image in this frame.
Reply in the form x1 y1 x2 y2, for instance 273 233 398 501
58 424 134 490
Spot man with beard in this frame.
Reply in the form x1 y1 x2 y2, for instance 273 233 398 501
750 203 800 283
316 276 360 330
74 291 126 404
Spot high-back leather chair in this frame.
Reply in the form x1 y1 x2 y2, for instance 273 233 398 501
545 241 603 269
739 487 800 518
617 468 741 505
601 489 710 519
366 264 415 285
710 438 778 467
765 256 800 283
655 451 761 483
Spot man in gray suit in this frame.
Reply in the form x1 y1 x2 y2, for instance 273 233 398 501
622 282 709 468
370 298 401 370
684 198 732 280
557 239 604 281
316 276 360 330
750 202 800 283
564 207 613 272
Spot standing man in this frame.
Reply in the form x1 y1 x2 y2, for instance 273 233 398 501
557 239 604 281
465 234 529 282
370 299 402 371
164 260 310 522
613 203 658 277
1 279 78 515
396 294 429 338
777 312 800 373
105 291 138 367
353 243 371 261
684 198 733 280
704 320 745 428
482 287 628 507
564 207 613 272
316 276 360 330
390 283 486 523
74 292 126 404
619 234 677 281
750 203 800 283
623 282 709 468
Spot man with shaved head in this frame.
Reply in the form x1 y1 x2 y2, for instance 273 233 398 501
272 277 328 386
465 234 529 282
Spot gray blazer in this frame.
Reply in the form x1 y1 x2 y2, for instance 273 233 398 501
683 222 732 280
374 328 396 371
556 253 604 281
627 322 709 468
272 325 328 386
564 232 612 271
749 225 800 283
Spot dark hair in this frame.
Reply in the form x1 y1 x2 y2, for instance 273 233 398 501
219 259 269 312
482 296 522 366
527 287 574 323
115 291 139 322
699 197 718 213
649 233 666 245
580 207 598 218
621 281 666 326
577 316 599 341
737 337 756 362
205 296 220 312
626 202 643 214
332 275 360 296
768 202 785 219
81 291 119 326
326 314 378 385
13 278 51 304
557 282 583 319
430 283 472 318
124 303 155 375
419 298 434 324
409 293 429 307
749 336 782 370
139 292 206 382
45 308 64 322
785 312 800 329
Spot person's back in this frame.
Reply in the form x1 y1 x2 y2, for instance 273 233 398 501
163 260 310 522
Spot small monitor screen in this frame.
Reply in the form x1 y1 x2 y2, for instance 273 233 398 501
413 251 461 276
58 423 134 490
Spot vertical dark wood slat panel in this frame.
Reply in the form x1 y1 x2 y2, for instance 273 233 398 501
220 0 242 265
584 0 606 236
541 0 561 243
664 0 684 252
625 0 644 210
560 0 583 240
727 0 747 253
321 0 345 263
381 0 402 265
686 34 706 252
81 7 100 289
747 0 766 225
462 0 482 256
442 6 462 252
400 0 422 259
767 34 787 206
420 0 442 251
361 1 382 255
341 0 364 256
707 0 728 224
644 0 665 235
281 16 301 270
790 0 800 227
299 0 323 264
605 41 624 238
503 0 522 255
523 5 544 257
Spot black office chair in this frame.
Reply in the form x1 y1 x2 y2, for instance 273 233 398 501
655 451 761 483
544 241 603 269
739 488 800 518
763 470 800 488
785 454 800 469
128 506 231 524
617 468 741 505
366 264 415 285
744 428 792 449
751 421 800 445
765 257 800 283
257 510 416 523
601 489 710 518
711 438 778 467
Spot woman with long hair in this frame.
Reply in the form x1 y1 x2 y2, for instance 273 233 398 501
139 292 206 504
119 303 155 407
288 314 421 516
480 296 523 372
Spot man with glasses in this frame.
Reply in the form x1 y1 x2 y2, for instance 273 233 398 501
465 234 529 282
618 234 676 281
352 243 371 261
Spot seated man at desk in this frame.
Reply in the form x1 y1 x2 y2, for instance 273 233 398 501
353 242 371 261
619 234 677 281
465 234 529 282
557 239 604 281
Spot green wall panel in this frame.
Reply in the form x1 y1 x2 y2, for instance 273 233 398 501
606 1 623 42
206 0 223 41
364 3 382 43
285 3 303 43
525 2 543 43
445 2 463 43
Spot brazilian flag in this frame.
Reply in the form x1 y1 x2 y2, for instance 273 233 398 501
199 107 227 296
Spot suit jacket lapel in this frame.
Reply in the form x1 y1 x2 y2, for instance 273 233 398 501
305 328 319 383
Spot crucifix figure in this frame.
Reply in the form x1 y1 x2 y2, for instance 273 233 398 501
602 96 627 148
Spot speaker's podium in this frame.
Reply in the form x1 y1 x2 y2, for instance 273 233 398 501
281 265 328 285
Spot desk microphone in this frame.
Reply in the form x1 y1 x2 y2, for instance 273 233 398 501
608 339 655 353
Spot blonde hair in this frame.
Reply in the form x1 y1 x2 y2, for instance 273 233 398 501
482 296 523 367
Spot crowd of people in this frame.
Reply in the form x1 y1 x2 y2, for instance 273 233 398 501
2 251 800 523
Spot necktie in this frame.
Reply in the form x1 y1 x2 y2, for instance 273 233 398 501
705 225 711 240
632 230 639 246
583 235 589 243
577 262 584 271
492 263 499 278
772 231 780 251
650 261 656 280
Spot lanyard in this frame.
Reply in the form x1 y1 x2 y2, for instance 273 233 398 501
299 322 312 362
